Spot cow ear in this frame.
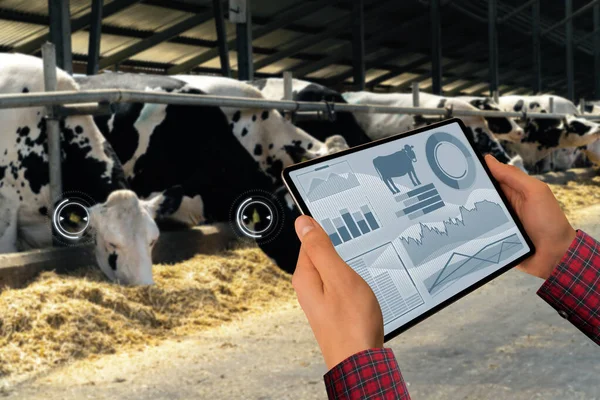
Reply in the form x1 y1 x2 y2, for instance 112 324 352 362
144 185 184 219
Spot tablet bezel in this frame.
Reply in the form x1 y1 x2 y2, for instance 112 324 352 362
282 117 536 342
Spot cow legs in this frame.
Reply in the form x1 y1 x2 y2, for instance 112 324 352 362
410 170 421 186
388 178 400 194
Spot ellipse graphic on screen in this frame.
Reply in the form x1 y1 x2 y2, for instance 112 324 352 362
426 132 476 190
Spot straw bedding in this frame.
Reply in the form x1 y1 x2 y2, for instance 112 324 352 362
0 247 294 380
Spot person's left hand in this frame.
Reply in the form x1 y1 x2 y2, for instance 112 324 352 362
292 215 384 370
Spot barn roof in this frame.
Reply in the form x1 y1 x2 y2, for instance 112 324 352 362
0 0 597 99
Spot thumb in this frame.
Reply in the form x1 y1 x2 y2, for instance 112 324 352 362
294 216 348 281
485 154 530 194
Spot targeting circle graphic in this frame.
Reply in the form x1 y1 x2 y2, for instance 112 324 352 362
229 189 285 245
426 132 476 190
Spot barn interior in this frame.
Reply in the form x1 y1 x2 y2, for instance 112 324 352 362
0 0 598 99
0 1 599 399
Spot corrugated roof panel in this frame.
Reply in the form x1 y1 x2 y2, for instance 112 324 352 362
295 5 348 28
443 79 470 91
462 82 488 94
251 0 304 18
0 19 45 48
306 65 352 79
71 31 140 57
103 4 193 32
382 72 419 87
253 29 304 49
344 68 389 83
304 37 348 55
130 42 210 65
180 19 237 41
256 57 303 74
0 0 100 17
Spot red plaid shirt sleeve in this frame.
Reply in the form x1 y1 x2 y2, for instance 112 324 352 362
537 230 600 345
323 348 410 400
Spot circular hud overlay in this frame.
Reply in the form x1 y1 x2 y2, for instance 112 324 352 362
44 191 96 246
426 131 476 190
229 190 284 244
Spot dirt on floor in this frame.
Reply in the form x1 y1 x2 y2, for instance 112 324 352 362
0 172 598 390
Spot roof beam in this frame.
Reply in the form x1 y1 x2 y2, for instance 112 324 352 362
327 48 403 85
290 8 428 78
252 17 349 71
98 9 214 69
166 0 345 75
366 56 430 88
14 0 140 54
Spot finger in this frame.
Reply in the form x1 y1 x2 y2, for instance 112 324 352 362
292 246 324 309
294 215 351 282
485 154 532 194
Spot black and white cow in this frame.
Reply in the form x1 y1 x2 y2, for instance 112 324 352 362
0 53 182 285
497 95 600 170
251 78 372 148
341 91 525 169
76 74 345 273
457 96 524 142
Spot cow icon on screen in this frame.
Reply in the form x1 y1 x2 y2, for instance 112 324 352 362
373 144 422 194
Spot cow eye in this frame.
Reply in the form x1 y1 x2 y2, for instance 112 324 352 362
150 239 157 247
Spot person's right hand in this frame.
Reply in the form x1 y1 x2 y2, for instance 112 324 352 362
485 155 577 280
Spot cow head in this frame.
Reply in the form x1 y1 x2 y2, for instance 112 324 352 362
229 107 348 183
564 115 600 141
467 98 524 142
404 144 417 162
89 186 183 285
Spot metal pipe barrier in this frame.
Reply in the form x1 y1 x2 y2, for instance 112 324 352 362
3 88 598 120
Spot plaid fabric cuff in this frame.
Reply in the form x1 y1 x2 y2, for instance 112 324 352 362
537 230 600 345
324 348 410 400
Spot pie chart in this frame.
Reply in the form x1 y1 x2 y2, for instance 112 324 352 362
425 132 476 190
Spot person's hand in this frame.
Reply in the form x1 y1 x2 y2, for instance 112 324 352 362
485 155 576 279
293 216 384 370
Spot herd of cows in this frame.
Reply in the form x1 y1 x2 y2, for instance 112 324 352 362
1 53 599 285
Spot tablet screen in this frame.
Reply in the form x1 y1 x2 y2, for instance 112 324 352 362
284 120 532 339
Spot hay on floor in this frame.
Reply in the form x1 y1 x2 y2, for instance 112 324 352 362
548 175 600 218
0 247 294 379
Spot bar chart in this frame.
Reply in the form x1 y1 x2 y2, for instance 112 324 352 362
395 182 446 220
320 202 380 246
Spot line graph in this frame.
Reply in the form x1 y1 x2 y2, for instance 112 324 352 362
424 233 524 295
400 200 510 266
296 161 360 202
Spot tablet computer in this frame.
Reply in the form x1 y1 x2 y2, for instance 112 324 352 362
282 118 534 342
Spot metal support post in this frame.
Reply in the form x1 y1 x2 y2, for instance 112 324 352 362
48 0 73 74
532 0 542 93
430 0 442 94
283 71 293 101
352 0 366 90
41 43 63 235
549 96 555 113
213 0 231 77
489 0 499 95
87 0 103 75
412 82 420 107
566 0 575 100
234 0 253 80
579 98 586 114
283 71 293 121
